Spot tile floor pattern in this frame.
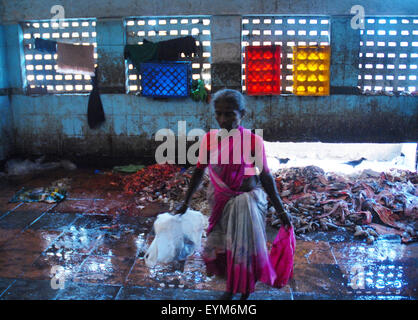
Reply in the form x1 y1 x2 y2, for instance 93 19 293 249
0 169 416 300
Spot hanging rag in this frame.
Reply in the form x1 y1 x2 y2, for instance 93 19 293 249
87 68 105 129
57 42 95 76
124 36 201 68
267 226 296 288
124 41 159 70
157 36 200 61
34 38 57 53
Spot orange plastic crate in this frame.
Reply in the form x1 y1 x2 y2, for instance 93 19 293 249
292 46 330 96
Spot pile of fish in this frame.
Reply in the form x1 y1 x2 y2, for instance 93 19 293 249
119 164 210 214
271 166 418 244
118 163 417 244
121 164 182 196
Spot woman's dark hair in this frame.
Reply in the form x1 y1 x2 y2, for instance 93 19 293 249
212 89 247 117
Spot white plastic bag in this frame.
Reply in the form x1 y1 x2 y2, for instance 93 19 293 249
5 157 76 175
144 213 183 267
144 209 207 267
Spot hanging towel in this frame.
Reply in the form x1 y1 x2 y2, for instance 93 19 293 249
34 38 57 53
124 36 201 67
124 41 159 70
57 42 95 76
87 68 105 129
268 226 296 288
157 36 200 61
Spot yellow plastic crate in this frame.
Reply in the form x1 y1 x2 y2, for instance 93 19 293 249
292 46 330 96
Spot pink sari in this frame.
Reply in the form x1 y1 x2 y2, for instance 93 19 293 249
200 126 295 294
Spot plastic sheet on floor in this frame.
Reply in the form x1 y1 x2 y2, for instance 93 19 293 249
10 187 67 203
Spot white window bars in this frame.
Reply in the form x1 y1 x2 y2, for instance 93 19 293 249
358 17 418 94
22 18 98 94
125 16 212 94
241 15 330 94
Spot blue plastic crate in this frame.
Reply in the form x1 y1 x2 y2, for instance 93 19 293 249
140 62 192 98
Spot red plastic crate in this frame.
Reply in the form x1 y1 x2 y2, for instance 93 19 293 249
245 45 281 95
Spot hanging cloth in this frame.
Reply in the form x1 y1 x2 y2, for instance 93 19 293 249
124 41 159 70
87 68 105 129
157 36 200 61
34 38 57 53
57 42 95 76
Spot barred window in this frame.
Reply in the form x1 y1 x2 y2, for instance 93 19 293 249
125 16 211 94
241 15 331 94
358 17 418 94
21 18 97 94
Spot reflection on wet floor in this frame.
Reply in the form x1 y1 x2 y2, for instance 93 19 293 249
0 171 416 300
340 238 412 297
0 205 416 300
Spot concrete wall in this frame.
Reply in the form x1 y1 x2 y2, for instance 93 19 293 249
1 0 416 21
0 25 13 162
0 0 417 164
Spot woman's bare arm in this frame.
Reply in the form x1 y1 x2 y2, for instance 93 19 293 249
259 169 292 228
175 166 206 214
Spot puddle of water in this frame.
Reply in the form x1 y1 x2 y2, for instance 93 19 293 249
343 238 411 296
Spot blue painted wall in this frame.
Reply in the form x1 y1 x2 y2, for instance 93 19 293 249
0 0 417 164
0 25 13 161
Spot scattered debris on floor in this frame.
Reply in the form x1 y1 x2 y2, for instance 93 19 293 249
10 186 67 203
117 164 210 215
9 177 72 203
121 164 182 195
5 159 415 245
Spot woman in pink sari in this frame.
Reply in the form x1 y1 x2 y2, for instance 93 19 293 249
176 89 292 300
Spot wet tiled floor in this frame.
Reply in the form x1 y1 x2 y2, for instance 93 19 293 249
0 169 416 300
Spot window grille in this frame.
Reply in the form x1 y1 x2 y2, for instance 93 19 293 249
125 16 211 94
358 17 418 94
21 18 97 94
242 16 331 94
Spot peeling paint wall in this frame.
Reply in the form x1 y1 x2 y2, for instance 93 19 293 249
0 0 417 164
0 94 12 161
0 25 13 162
10 94 214 163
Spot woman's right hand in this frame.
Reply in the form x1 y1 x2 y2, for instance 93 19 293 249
174 203 189 215
174 167 205 215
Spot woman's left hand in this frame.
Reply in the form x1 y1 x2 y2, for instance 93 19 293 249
279 210 293 230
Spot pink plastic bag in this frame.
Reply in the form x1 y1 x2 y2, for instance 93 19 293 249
269 226 296 288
